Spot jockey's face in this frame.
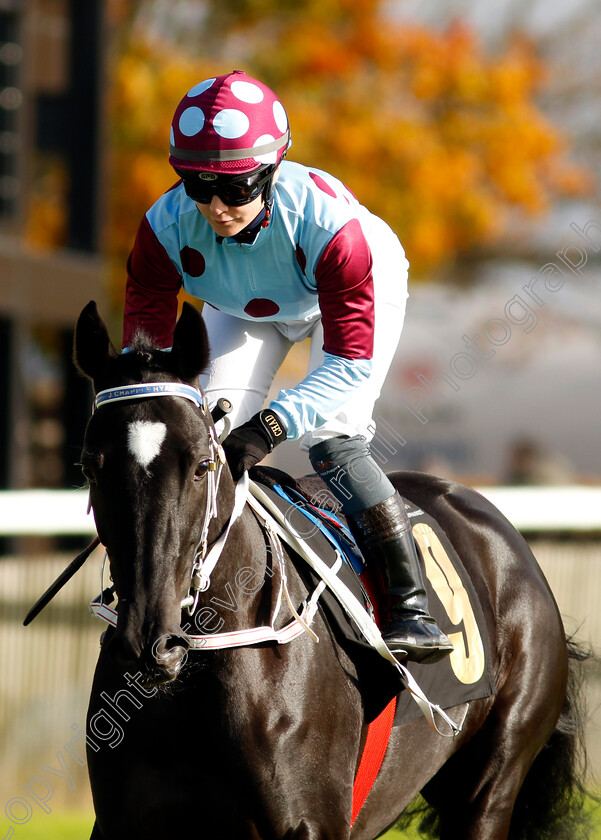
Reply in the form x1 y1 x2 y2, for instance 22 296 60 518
195 192 264 237
194 167 279 238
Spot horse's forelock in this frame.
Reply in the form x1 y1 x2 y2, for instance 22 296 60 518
124 329 171 373
129 327 161 356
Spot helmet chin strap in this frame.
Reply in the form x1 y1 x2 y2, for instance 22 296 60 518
259 155 285 228
228 203 269 245
261 200 272 229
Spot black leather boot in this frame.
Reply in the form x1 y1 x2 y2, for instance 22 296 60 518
347 493 454 664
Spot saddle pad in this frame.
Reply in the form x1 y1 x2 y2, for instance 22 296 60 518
392 499 496 726
251 476 496 724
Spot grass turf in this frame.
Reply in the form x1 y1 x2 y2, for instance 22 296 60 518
8 807 601 839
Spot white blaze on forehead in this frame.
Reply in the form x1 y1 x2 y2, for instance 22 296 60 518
127 421 167 468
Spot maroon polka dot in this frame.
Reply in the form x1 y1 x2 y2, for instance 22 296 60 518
309 172 337 198
295 244 307 274
244 298 280 317
181 246 206 277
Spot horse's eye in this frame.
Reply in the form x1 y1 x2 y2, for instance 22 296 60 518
193 460 212 481
78 461 96 484
82 467 96 483
78 450 102 484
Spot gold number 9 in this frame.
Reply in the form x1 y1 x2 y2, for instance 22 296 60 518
412 523 485 685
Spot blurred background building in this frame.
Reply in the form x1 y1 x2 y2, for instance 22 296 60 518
0 0 106 495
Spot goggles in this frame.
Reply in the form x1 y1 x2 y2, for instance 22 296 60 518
175 166 275 206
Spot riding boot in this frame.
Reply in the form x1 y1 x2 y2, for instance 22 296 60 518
347 492 454 665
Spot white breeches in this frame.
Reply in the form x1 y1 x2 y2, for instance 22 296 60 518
198 229 408 449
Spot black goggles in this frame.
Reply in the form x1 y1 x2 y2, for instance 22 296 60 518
175 166 275 206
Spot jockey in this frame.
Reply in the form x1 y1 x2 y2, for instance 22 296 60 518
123 70 453 665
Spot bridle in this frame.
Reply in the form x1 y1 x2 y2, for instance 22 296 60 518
93 381 238 614
90 380 314 652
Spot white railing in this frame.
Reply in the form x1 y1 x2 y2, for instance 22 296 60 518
0 485 600 535
0 490 94 535
476 485 601 532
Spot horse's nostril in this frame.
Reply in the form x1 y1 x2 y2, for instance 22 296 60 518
168 631 190 652
153 633 190 676
154 631 190 654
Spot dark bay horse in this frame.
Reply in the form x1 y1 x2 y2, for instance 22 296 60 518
74 300 589 840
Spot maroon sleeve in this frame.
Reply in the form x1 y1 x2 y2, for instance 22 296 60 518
123 215 182 348
314 218 375 360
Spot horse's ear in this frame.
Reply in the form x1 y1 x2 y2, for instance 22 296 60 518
169 302 210 382
73 301 119 382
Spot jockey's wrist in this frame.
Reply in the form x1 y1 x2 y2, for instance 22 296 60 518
222 409 287 480
252 409 287 451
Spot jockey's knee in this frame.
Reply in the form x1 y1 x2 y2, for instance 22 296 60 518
308 434 395 515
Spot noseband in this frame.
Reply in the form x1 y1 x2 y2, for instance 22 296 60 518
93 381 231 613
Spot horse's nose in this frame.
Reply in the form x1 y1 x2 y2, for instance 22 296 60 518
104 625 190 684
152 632 190 681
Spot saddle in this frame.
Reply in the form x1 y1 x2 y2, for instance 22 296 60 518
250 467 496 726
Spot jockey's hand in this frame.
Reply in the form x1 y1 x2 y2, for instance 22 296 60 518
222 409 287 480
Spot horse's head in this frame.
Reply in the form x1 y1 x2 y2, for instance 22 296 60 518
74 301 225 684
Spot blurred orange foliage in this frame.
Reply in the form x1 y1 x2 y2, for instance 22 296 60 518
101 2 590 310
23 158 69 252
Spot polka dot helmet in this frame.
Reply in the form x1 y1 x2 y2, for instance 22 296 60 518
169 70 291 175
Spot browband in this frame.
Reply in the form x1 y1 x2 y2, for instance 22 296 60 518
95 382 205 411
